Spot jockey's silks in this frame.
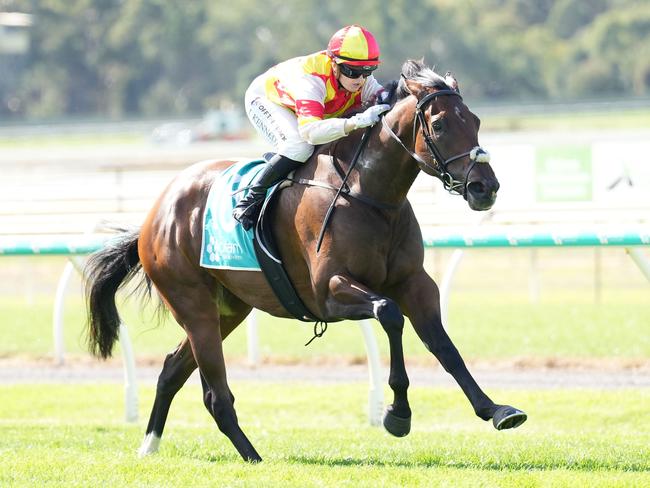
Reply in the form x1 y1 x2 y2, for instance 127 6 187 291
262 51 384 127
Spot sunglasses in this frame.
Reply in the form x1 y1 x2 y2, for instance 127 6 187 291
338 63 376 79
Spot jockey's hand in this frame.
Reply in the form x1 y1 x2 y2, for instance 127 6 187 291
346 104 390 132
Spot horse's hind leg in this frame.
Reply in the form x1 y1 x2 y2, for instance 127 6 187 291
138 337 196 457
139 286 258 461
139 326 243 457
325 275 411 437
156 282 261 462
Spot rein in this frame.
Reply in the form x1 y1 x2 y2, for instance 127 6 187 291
381 88 490 196
314 127 373 253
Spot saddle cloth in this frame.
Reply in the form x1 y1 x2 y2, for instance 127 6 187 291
200 159 268 270
200 157 321 322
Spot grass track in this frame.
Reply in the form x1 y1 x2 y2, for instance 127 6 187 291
1 383 649 487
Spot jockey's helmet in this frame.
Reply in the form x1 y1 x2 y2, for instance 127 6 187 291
327 25 380 67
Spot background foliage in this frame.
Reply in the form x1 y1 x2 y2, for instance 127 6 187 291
1 0 649 120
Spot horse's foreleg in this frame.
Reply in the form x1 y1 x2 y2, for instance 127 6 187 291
138 338 197 457
326 275 411 437
396 270 527 430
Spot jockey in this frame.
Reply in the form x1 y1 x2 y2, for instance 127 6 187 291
233 24 391 230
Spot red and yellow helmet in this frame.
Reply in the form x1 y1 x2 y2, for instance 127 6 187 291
327 25 380 67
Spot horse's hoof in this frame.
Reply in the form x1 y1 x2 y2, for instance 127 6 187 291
493 405 527 430
245 454 263 464
137 433 160 457
383 407 411 437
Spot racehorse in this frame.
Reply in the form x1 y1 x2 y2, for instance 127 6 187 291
85 59 526 463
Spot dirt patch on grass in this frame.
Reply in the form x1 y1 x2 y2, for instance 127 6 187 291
2 352 649 372
2 353 648 389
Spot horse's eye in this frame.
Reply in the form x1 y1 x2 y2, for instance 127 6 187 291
432 120 443 132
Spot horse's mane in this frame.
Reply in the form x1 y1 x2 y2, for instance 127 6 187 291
384 59 452 104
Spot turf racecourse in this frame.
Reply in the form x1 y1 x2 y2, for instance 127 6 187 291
1 251 648 486
1 383 648 487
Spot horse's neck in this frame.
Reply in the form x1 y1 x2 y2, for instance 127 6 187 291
334 114 420 207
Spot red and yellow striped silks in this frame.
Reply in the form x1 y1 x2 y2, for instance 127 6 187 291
264 51 363 126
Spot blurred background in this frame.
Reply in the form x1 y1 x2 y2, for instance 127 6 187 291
0 0 648 370
2 0 650 119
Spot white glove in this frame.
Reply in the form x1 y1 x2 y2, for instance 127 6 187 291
347 104 391 131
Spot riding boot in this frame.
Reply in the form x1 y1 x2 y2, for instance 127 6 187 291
232 154 302 230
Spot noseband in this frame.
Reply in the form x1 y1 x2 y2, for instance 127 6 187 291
381 89 490 196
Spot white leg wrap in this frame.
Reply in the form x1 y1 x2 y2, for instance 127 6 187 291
137 433 161 457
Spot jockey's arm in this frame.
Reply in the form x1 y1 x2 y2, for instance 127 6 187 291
297 117 347 145
297 107 388 145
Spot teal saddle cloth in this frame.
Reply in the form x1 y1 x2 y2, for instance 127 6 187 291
200 158 319 322
200 159 273 270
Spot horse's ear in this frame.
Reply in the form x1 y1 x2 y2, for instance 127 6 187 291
403 77 426 99
444 71 459 92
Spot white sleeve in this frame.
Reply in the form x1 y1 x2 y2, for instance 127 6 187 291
361 75 385 104
298 118 348 145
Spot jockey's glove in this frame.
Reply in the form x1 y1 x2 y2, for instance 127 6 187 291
345 104 391 133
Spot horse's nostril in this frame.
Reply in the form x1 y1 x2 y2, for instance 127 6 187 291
467 181 486 196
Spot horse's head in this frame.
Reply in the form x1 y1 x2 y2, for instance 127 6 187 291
389 60 499 211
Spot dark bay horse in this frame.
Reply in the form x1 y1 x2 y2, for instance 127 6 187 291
85 60 526 462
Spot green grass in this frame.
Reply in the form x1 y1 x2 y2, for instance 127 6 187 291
1 293 649 364
1 383 648 487
1 248 649 364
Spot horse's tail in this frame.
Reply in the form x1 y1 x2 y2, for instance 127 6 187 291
85 229 143 359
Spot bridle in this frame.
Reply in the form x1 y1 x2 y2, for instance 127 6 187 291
381 88 491 196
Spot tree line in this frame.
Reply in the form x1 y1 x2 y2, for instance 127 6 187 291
0 0 648 120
